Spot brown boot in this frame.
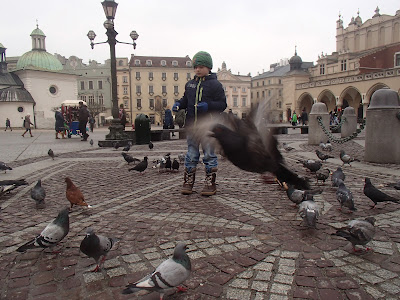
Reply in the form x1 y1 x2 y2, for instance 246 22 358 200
201 168 217 196
182 168 196 195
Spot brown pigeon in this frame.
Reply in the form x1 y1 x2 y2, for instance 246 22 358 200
65 177 91 210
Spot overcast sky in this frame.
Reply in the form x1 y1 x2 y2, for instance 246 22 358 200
2 0 399 76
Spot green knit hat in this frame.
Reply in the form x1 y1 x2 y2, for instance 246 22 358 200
192 51 213 69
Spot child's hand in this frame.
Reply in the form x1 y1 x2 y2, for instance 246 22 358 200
196 102 208 112
172 102 180 112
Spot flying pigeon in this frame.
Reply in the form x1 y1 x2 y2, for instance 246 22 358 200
90 139 94 146
331 167 345 187
340 150 359 166
315 150 334 162
122 242 191 299
31 179 46 209
298 159 322 173
316 168 330 184
129 157 148 174
364 177 399 209
122 152 139 165
16 208 69 252
0 161 12 173
48 149 55 160
65 177 92 210
172 158 180 172
80 228 118 272
282 182 322 206
149 141 154 150
298 200 320 228
336 181 356 212
332 217 376 252
282 142 295 152
203 104 310 189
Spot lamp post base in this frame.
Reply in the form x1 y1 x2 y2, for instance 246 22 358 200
98 119 130 147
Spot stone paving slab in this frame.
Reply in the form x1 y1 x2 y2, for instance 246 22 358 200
0 129 400 299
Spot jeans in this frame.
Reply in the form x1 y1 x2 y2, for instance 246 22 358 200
185 134 218 173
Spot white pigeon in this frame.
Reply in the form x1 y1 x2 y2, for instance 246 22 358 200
122 243 191 299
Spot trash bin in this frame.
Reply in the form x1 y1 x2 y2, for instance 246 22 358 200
134 114 151 145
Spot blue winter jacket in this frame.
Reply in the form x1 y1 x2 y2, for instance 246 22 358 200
176 72 226 126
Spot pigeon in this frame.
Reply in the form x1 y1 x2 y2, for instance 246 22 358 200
129 156 148 174
283 182 322 206
65 177 92 210
320 141 332 152
90 139 94 146
299 200 320 228
178 153 185 163
16 208 70 252
0 179 28 196
113 141 120 150
165 156 172 171
282 142 295 151
384 180 400 190
205 104 310 189
149 141 154 150
298 159 322 173
0 161 12 173
316 168 330 184
122 143 131 152
340 150 359 166
122 242 191 299
122 152 138 164
315 150 334 162
332 217 376 252
80 228 118 272
31 179 46 209
336 181 356 212
364 178 399 209
172 159 180 172
48 149 55 160
331 167 345 187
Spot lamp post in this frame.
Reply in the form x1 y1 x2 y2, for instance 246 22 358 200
87 0 139 147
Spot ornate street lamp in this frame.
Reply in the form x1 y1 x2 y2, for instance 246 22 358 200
88 0 139 147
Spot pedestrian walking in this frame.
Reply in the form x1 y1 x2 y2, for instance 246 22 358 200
163 106 175 136
55 109 66 139
301 108 308 126
5 118 12 131
172 51 227 196
89 115 95 132
78 101 89 141
22 114 34 137
291 111 298 126
119 104 127 128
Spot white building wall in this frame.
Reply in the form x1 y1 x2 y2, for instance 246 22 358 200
0 102 34 129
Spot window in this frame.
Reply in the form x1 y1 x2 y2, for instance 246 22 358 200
162 99 168 108
242 97 246 107
174 86 179 94
395 52 400 67
162 85 167 94
279 79 281 84
257 82 259 87
146 60 152 66
341 59 347 71
137 99 142 108
80 81 85 90
135 72 140 79
89 81 93 89
186 61 192 67
149 72 153 80
99 95 104 106
134 59 140 66
263 81 265 86
320 64 325 75
172 60 178 66
162 72 167 80
251 92 253 99
161 60 167 66
187 73 191 80
124 100 128 108
88 95 94 105
278 101 282 108
149 114 155 124
279 89 282 96
268 80 271 84
242 87 246 92
136 85 141 94
123 76 128 83
149 98 154 108
262 91 265 97
268 90 271 97
174 73 179 80
256 92 259 98
49 85 58 95
80 95 86 102
118 60 124 66
233 87 237 92
233 97 238 107
149 85 154 94
98 80 103 89
123 87 128 95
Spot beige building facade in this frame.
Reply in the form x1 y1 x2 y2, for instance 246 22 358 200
217 62 251 119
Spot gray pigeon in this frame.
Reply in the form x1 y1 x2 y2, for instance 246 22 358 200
332 217 376 252
336 181 356 212
331 167 345 187
340 150 359 166
90 139 94 146
298 200 320 228
178 153 185 163
0 161 12 173
31 179 46 209
283 182 322 206
48 149 55 160
122 243 191 299
316 168 330 184
315 150 334 162
80 228 118 272
298 159 322 173
282 142 295 152
16 208 69 252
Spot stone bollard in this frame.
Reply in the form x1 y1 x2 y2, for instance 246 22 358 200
365 88 400 163
308 102 330 145
341 107 357 138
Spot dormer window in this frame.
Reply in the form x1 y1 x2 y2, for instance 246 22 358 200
161 60 167 67
186 61 192 67
172 60 178 67
134 59 140 66
146 60 152 66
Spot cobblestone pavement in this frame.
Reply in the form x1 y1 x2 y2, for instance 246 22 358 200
1 129 400 299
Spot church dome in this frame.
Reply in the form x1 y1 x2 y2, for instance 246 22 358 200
16 50 63 71
289 53 302 64
31 27 45 36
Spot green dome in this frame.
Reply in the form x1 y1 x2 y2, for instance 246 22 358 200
16 50 63 71
31 28 45 36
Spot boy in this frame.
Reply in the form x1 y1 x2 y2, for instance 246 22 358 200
172 51 227 196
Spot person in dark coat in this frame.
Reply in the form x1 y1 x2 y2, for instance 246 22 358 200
78 102 89 141
22 114 33 137
55 109 66 139
119 104 127 128
5 118 12 131
301 108 308 126
89 115 95 132
172 51 227 196
163 107 175 136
